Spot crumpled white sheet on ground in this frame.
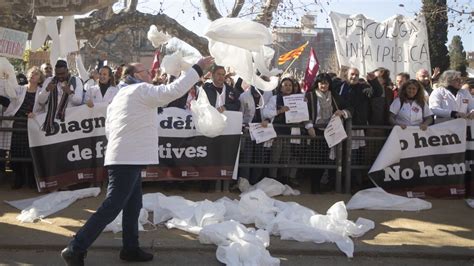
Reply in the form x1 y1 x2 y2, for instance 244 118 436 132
5 188 101 223
104 208 150 233
238 177 300 197
346 187 432 211
266 199 373 258
143 189 373 259
142 192 226 234
199 220 279 266
466 199 474 208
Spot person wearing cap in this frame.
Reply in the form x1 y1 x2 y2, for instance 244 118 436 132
60 56 214 266
34 59 84 134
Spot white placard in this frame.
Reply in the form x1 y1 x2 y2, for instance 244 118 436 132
249 123 277 144
283 94 309 123
324 115 347 148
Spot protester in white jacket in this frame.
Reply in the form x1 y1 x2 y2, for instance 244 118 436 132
85 66 118 107
2 67 44 189
389 79 433 130
34 60 84 135
429 70 474 124
61 57 214 266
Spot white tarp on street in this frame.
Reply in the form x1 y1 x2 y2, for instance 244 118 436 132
346 187 432 211
5 187 101 223
7 185 375 264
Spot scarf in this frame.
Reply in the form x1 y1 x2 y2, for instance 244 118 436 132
315 90 332 124
42 78 73 134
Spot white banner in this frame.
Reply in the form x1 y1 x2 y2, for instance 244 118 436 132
329 12 431 78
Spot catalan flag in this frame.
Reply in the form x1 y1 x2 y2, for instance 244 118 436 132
277 41 309 65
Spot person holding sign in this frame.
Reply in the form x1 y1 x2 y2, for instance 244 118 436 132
304 73 347 193
61 57 214 266
429 70 474 124
389 79 433 130
263 77 304 187
239 82 273 185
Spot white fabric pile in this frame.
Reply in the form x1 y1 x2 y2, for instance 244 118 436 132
5 188 101 223
237 177 300 197
141 188 374 263
346 187 432 211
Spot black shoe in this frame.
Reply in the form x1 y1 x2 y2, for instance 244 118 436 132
61 247 86 266
120 247 154 262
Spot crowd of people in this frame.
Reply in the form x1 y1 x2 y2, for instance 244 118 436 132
2 54 474 193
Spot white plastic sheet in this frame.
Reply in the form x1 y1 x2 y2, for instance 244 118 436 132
465 198 474 208
104 208 150 233
199 220 279 266
346 187 432 211
59 16 78 57
147 25 171 48
31 16 61 65
0 57 19 98
267 200 374 258
204 18 281 92
5 188 101 223
190 87 227 138
160 52 198 77
238 177 300 197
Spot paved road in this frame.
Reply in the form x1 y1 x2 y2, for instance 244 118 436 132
0 248 472 266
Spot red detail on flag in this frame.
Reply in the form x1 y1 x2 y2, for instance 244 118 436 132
150 50 160 79
303 47 319 92
278 42 308 65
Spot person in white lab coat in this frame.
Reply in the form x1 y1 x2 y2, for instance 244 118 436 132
429 70 474 124
85 66 118 107
60 56 214 266
389 79 433 130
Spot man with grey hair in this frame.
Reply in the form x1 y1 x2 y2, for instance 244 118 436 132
61 56 214 266
429 70 474 123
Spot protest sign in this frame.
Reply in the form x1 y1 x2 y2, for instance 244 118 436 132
369 119 467 198
329 12 431 78
283 94 309 123
249 123 277 144
0 27 27 59
324 115 347 148
28 105 242 191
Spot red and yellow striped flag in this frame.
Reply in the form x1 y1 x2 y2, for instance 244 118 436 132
278 41 309 65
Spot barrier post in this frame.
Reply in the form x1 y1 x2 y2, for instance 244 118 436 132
344 118 352 194
335 141 343 193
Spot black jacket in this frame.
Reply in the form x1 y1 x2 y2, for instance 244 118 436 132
335 79 383 126
201 82 241 111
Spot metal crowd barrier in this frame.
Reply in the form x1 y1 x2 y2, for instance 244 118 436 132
0 115 395 194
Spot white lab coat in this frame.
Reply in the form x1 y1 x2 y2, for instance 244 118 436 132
429 86 474 123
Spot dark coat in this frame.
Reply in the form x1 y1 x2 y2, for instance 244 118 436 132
334 79 383 126
201 82 241 111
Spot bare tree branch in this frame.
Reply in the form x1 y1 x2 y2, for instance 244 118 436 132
201 0 222 21
230 0 245 17
0 11 210 55
254 0 281 27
